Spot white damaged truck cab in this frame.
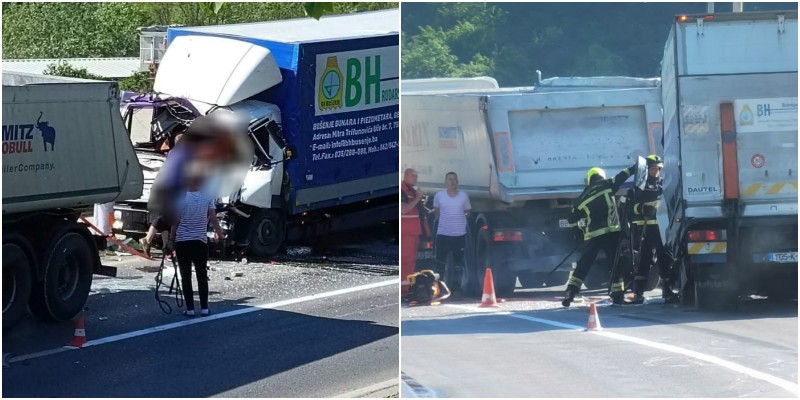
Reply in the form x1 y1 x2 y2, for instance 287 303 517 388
114 10 400 257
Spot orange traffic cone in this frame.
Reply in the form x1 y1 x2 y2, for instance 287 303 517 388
585 303 603 331
66 315 87 348
479 268 500 308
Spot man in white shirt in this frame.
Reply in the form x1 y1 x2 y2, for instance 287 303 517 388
433 172 471 280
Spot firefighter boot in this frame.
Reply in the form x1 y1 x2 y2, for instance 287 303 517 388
562 286 579 308
661 280 680 304
629 276 647 304
611 291 625 305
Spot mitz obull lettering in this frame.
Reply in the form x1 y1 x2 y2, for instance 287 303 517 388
2 112 58 154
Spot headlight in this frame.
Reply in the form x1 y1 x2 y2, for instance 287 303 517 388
113 221 124 230
114 211 122 220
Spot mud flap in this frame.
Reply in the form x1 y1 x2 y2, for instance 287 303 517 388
693 262 739 311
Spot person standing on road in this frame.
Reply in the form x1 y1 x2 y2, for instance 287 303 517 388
563 164 636 307
401 168 425 295
141 132 193 258
628 155 680 304
165 167 224 317
433 172 471 281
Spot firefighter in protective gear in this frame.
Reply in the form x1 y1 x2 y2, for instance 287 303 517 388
562 164 636 307
628 155 679 304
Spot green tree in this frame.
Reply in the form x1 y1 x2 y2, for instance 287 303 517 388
401 27 458 79
119 72 155 93
401 2 796 86
43 61 103 80
2 2 397 59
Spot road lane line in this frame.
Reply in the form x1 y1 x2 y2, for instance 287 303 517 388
444 304 800 396
335 378 398 398
401 372 438 398
9 279 397 364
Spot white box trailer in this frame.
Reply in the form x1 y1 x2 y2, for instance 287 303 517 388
660 11 798 310
402 78 663 296
2 73 144 328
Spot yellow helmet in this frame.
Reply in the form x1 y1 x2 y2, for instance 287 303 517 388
646 154 664 168
585 167 606 185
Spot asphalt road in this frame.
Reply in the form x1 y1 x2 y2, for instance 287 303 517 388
401 287 798 398
3 227 399 398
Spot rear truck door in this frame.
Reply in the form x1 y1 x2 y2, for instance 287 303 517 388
733 98 798 215
484 88 661 203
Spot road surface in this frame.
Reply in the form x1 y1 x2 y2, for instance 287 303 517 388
4 226 399 398
401 286 798 398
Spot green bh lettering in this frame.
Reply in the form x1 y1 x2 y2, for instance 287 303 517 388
345 56 381 107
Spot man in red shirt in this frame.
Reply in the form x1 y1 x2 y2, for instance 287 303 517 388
401 168 425 295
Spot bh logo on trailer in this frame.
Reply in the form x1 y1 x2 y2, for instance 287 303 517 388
315 46 399 116
2 112 57 154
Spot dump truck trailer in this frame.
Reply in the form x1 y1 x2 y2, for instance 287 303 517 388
402 77 663 296
3 73 144 328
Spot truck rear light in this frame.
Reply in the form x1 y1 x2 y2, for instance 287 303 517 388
425 241 433 249
493 231 523 242
687 230 727 242
677 15 688 22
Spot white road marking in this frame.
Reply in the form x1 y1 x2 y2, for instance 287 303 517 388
444 304 800 396
334 378 398 398
9 279 397 364
401 372 438 398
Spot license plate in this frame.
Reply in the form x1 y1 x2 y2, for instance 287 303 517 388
768 252 798 263
558 219 570 228
417 250 434 260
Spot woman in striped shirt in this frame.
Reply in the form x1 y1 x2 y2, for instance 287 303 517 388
166 170 224 317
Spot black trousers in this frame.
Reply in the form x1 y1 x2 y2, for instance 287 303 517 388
633 224 674 294
569 231 626 294
435 234 466 274
176 240 209 310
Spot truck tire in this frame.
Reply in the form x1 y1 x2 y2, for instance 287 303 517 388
29 231 95 322
460 235 481 297
248 209 285 258
470 229 497 298
646 268 661 292
443 252 461 292
3 237 33 330
678 254 696 308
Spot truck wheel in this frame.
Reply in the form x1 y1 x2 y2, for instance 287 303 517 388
469 230 491 298
646 268 661 292
248 209 285 258
3 238 33 330
679 254 696 308
30 232 95 322
460 236 481 297
443 253 461 292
